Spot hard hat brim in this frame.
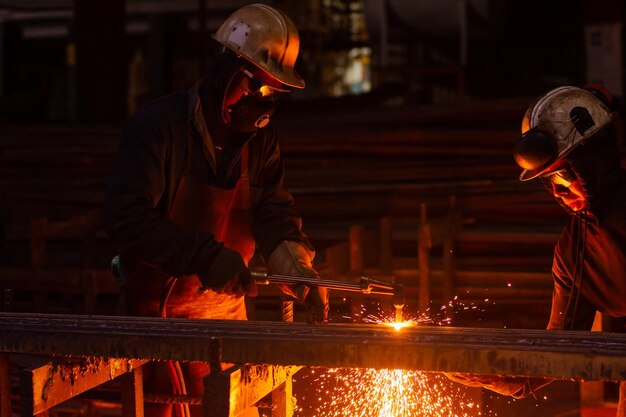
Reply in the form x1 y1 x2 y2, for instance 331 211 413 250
216 39 306 89
519 167 545 181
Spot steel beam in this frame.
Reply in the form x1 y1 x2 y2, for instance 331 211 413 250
1 313 626 380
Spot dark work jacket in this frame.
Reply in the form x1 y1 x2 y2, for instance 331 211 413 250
547 140 626 330
103 82 310 282
447 138 626 400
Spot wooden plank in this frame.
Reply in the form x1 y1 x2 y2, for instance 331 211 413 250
30 218 48 266
82 271 98 315
2 313 626 380
0 353 10 417
204 365 300 417
271 379 295 417
349 225 365 275
458 230 561 244
427 211 463 247
378 216 393 275
418 204 430 312
0 268 117 294
18 356 147 415
121 367 144 417
42 210 101 238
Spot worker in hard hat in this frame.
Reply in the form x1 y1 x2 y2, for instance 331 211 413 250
447 85 626 405
104 4 328 417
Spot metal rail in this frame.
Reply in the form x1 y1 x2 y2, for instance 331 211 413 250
2 313 626 380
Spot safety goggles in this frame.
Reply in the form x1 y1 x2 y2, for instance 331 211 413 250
541 167 577 188
241 68 289 102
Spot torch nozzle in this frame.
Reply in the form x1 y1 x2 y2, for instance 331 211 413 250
394 304 404 324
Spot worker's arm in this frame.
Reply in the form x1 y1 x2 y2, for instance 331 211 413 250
103 108 223 282
547 241 596 331
250 126 328 323
445 373 552 399
250 126 312 261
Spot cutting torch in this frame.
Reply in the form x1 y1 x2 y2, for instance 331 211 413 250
251 271 406 323
251 271 402 297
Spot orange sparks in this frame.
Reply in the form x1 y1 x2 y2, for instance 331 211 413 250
304 368 481 417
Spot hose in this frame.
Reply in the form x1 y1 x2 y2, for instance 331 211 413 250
159 276 191 417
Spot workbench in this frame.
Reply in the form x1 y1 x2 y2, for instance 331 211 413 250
2 313 626 417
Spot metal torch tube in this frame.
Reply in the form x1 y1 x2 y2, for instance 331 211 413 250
251 271 400 296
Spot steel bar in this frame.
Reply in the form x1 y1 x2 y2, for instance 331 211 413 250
143 394 202 405
2 313 626 381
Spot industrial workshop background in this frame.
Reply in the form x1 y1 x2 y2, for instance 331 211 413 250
0 1 625 417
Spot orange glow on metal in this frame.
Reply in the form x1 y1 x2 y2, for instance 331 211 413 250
383 320 416 332
383 320 415 331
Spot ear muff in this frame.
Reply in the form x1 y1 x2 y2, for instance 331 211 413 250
583 83 613 109
513 129 559 170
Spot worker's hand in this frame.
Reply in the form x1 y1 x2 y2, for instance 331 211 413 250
444 373 551 399
267 241 329 323
303 286 329 324
267 241 318 298
201 247 258 297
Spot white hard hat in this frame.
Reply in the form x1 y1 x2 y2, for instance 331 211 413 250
514 86 613 181
212 4 305 89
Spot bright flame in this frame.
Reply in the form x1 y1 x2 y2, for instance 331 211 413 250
383 320 415 331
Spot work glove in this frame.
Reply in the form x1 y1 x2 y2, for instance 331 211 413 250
201 247 258 297
444 372 552 399
267 240 329 324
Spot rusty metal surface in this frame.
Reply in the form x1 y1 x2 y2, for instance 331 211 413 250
2 313 626 380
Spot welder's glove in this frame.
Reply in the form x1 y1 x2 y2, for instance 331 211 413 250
303 286 329 324
444 373 552 399
201 247 258 297
267 240 329 324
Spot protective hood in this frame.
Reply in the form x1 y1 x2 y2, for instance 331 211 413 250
199 52 243 128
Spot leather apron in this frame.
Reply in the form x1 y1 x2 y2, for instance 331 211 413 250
124 129 256 417
125 145 254 320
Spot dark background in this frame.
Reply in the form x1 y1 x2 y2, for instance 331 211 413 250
0 1 624 417
0 0 623 124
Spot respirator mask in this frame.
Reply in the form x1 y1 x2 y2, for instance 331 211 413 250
225 67 288 133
